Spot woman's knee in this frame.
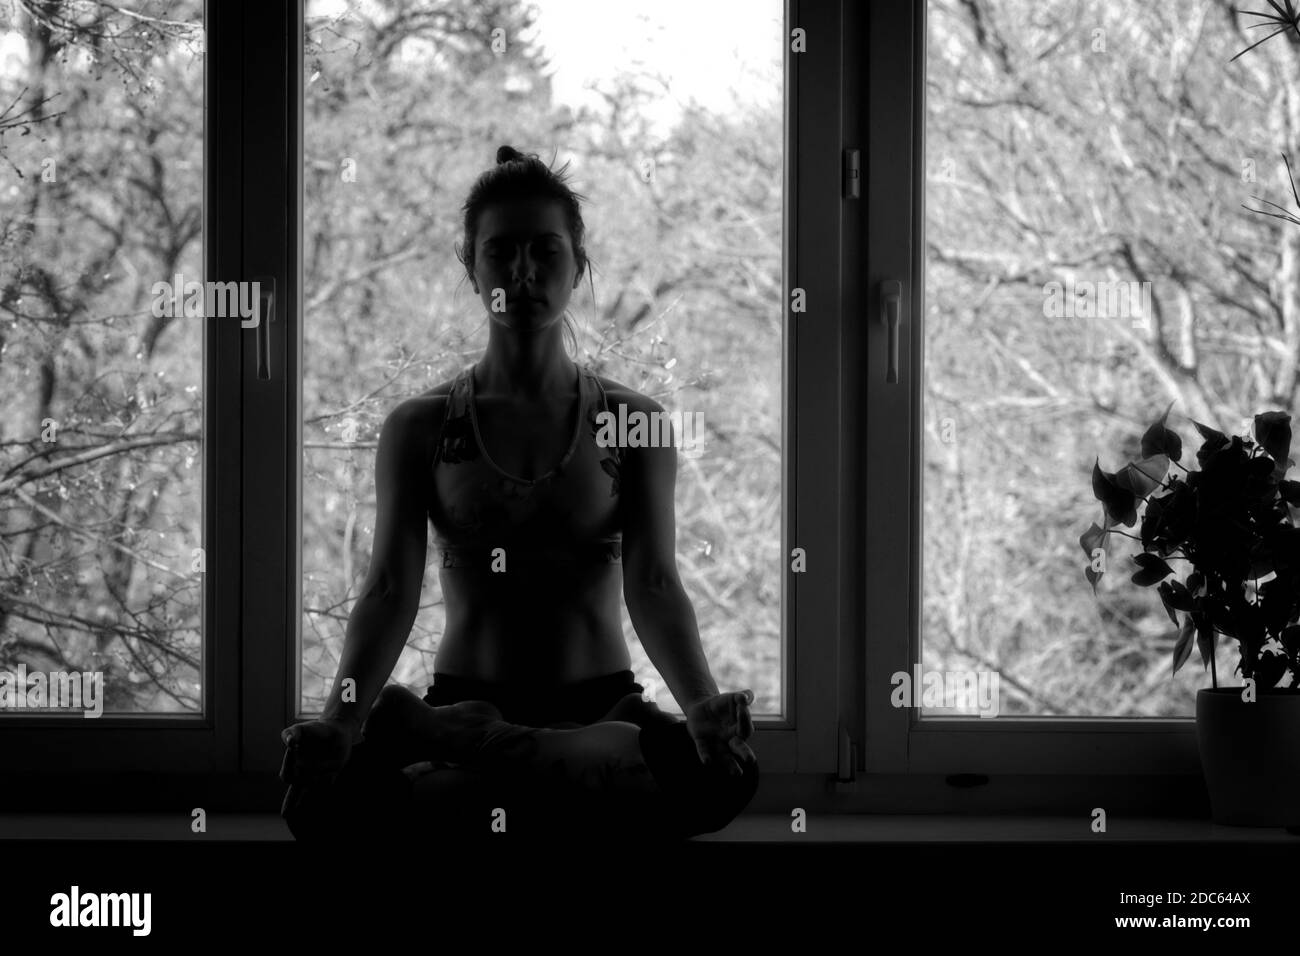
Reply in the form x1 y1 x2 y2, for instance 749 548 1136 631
636 720 760 838
685 756 760 836
281 741 414 842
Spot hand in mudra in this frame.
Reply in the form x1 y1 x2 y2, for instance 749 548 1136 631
684 689 757 777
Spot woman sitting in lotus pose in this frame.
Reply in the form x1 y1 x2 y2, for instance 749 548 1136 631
280 145 759 840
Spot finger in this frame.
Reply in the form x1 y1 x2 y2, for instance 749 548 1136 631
728 736 757 765
738 703 755 739
731 691 755 731
694 739 713 767
702 736 741 777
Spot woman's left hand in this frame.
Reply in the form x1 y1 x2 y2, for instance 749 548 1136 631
684 689 757 776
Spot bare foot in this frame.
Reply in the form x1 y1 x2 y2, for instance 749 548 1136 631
363 685 503 768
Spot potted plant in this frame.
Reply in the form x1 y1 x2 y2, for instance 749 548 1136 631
1081 405 1300 826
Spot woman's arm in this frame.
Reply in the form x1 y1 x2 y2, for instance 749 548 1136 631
318 397 433 739
620 394 721 710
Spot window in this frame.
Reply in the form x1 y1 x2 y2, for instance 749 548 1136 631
0 0 242 775
863 0 1280 777
297 0 788 722
285 0 851 776
4 0 862 796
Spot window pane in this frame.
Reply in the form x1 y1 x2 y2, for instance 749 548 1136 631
923 0 1297 717
0 2 205 716
300 0 784 716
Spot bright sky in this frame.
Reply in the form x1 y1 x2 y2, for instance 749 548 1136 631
520 0 782 132
2 1 783 132
305 0 782 135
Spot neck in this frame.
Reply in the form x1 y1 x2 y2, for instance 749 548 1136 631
477 325 575 398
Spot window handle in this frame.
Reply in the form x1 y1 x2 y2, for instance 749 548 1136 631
251 275 275 381
880 280 902 384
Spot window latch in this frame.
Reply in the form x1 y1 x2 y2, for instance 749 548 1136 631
843 148 860 199
880 280 902 383
253 275 276 381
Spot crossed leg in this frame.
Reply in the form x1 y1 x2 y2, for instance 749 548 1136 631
363 685 666 797
283 685 758 842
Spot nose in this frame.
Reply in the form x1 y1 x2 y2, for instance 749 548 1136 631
509 251 537 285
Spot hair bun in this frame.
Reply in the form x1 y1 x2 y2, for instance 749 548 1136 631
496 145 525 164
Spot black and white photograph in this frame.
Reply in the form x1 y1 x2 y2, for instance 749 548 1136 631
0 0 1297 941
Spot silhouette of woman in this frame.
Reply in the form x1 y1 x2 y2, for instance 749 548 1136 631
280 146 760 841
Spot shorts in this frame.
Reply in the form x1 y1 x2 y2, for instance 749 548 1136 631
422 669 656 726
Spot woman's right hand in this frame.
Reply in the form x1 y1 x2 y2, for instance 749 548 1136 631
279 717 359 785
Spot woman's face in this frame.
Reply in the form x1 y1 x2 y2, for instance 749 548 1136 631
471 198 583 334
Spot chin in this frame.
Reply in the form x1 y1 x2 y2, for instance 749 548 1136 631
505 309 562 331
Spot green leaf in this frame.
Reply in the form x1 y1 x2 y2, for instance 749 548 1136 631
1158 578 1195 612
1079 521 1107 594
1193 421 1230 466
1247 539 1274 578
1115 454 1170 498
1173 614 1196 676
1091 458 1137 528
1205 595 1238 638
1156 582 1179 626
1280 480 1300 506
1245 453 1280 501
1192 420 1226 444
1132 553 1174 587
1255 411 1294 481
1141 401 1182 461
1196 618 1215 670
1078 521 1106 560
1140 495 1166 550
1084 566 1102 594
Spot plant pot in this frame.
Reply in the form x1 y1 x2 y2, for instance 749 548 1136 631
1196 687 1300 827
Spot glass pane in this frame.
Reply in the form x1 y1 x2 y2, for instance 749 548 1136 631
0 2 205 716
923 0 1298 717
301 0 784 716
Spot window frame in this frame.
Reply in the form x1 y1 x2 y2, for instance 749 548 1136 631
861 0 1203 782
277 0 841 778
0 0 244 785
2 0 879 808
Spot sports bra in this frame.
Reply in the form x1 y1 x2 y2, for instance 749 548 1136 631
428 363 624 568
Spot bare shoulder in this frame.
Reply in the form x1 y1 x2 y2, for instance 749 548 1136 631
379 378 455 450
589 373 667 417
589 372 681 479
